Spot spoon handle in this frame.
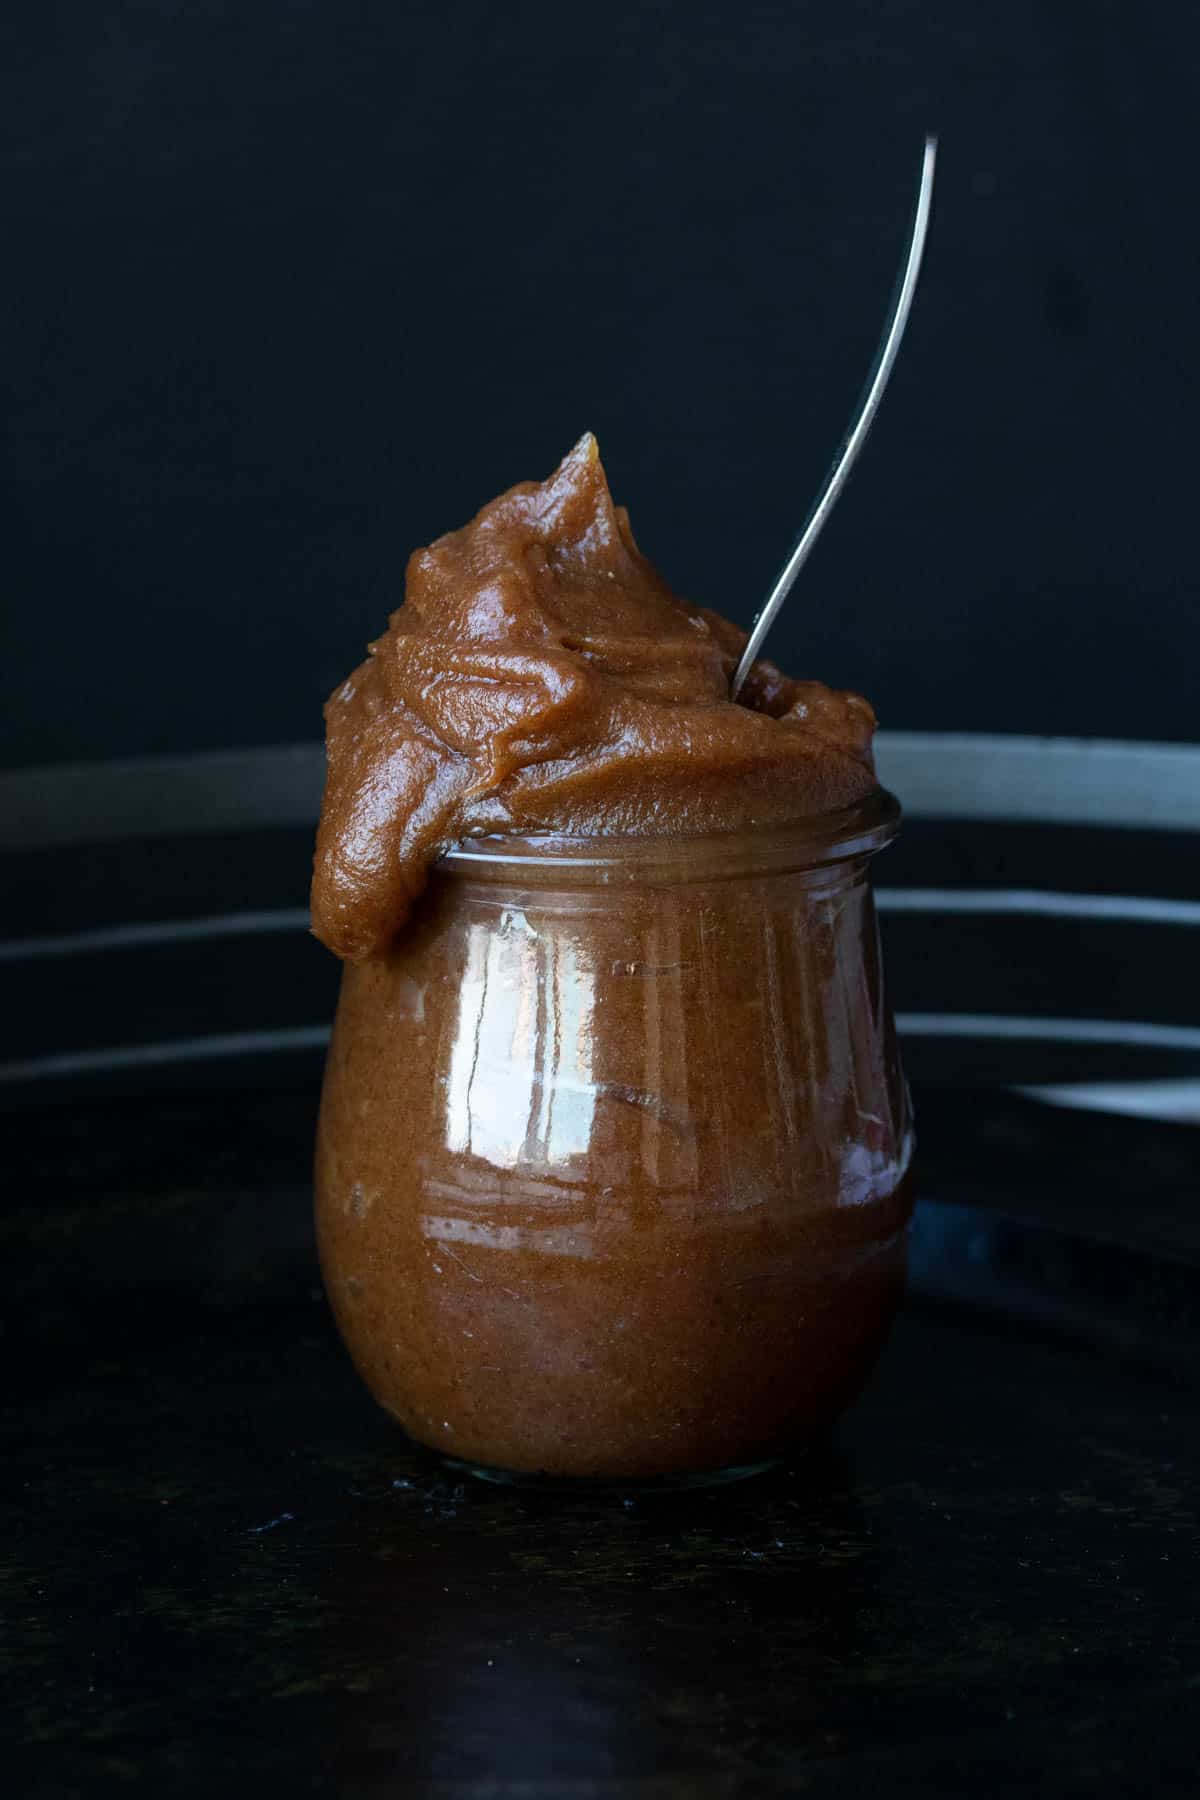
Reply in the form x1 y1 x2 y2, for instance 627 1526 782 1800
731 135 937 700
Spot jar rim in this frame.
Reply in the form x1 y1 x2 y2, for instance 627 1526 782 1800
437 785 900 884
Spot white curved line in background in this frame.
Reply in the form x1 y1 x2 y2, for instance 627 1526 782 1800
1 1013 1199 1087
1018 1079 1200 1124
0 742 326 849
0 1026 333 1083
895 1014 1200 1050
2 888 1198 964
3 733 1200 849
875 890 1200 925
874 734 1200 831
0 908 313 961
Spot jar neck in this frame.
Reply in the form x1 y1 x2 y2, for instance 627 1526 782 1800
437 787 900 890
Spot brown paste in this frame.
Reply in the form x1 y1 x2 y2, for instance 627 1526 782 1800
312 433 877 961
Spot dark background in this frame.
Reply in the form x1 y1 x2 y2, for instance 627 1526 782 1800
5 0 1198 771
7 16 1200 1792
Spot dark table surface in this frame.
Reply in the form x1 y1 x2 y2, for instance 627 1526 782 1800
5 1081 1199 1798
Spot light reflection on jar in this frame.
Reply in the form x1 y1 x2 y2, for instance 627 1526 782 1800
443 909 598 1172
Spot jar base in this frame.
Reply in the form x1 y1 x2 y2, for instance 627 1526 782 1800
442 1455 781 1493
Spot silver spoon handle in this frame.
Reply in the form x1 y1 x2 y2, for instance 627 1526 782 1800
731 135 937 700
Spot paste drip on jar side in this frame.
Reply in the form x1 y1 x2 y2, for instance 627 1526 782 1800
312 433 878 960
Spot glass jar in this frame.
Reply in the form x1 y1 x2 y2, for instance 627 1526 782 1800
315 789 913 1487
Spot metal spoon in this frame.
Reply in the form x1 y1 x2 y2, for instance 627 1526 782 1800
730 135 937 700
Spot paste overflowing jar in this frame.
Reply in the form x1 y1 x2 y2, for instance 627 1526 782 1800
312 436 913 1485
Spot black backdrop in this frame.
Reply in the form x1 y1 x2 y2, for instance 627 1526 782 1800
5 0 1198 771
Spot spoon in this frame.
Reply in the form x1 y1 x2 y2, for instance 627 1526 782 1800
731 135 937 700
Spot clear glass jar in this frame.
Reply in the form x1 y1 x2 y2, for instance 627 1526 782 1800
315 789 913 1488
